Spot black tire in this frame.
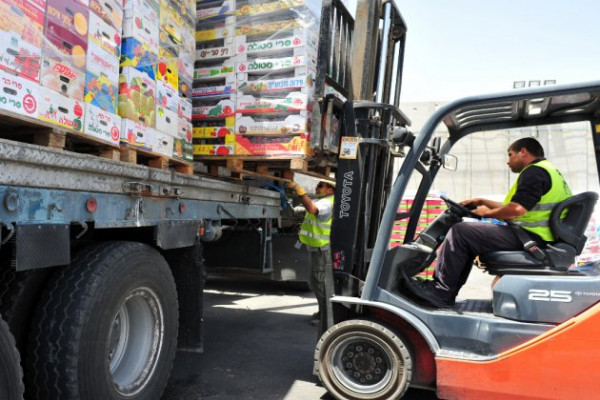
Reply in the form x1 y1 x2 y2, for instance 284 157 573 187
0 265 53 353
0 314 24 400
315 319 413 400
27 242 179 400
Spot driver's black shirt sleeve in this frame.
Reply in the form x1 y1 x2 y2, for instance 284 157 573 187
510 165 552 210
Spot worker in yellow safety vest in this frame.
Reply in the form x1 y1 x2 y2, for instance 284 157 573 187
404 137 571 308
288 180 335 331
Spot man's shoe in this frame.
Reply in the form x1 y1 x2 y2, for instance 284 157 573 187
404 278 454 308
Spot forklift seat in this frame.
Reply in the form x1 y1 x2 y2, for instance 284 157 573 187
480 191 599 276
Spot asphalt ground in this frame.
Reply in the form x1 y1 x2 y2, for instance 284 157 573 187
163 268 494 400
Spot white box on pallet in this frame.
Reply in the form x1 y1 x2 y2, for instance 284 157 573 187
178 97 192 121
37 86 85 132
156 106 178 134
0 71 39 118
194 59 235 81
234 32 318 57
236 55 316 75
236 92 309 114
196 37 235 61
235 113 309 136
83 103 121 145
90 0 123 32
152 130 174 157
156 80 179 114
88 12 121 59
121 118 152 150
237 72 316 94
177 116 192 142
196 0 234 21
192 99 235 119
122 15 159 53
123 0 158 22
196 23 235 42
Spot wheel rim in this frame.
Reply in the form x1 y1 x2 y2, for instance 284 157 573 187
108 287 164 396
328 334 397 395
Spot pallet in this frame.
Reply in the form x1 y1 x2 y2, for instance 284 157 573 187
0 109 193 174
197 155 335 182
120 145 194 174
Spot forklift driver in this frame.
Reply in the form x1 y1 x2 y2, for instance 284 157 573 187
405 137 572 308
288 180 336 330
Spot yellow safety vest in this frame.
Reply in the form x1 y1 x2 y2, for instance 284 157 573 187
299 195 334 248
503 159 571 241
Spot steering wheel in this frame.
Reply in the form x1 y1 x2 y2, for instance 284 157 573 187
440 195 481 219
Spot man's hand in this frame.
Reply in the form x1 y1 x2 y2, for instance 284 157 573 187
287 181 307 196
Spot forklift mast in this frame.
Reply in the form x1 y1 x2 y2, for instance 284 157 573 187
330 0 410 295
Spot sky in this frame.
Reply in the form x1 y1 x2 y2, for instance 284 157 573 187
350 0 600 102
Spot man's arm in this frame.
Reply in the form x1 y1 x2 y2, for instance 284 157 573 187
472 202 528 219
461 198 503 210
288 182 318 215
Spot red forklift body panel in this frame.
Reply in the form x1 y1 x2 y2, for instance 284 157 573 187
436 302 600 400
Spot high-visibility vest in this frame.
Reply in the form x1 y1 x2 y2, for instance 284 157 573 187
503 159 571 241
299 195 334 248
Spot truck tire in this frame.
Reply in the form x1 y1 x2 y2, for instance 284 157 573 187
27 242 178 400
0 314 24 400
315 319 413 400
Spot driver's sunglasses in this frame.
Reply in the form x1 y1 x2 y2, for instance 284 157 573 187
317 183 326 189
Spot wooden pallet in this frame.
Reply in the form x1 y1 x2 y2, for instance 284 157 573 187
120 145 194 174
0 109 193 174
197 155 335 182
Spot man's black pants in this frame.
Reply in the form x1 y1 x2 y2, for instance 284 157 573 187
434 222 524 298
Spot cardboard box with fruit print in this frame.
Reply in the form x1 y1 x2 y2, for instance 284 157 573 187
83 103 121 145
234 134 311 156
84 41 119 113
155 105 178 134
177 116 192 142
234 31 318 58
123 0 158 21
173 137 193 161
192 99 235 120
192 125 233 139
88 12 121 59
122 15 159 54
151 130 174 157
236 71 315 95
89 0 123 32
0 70 39 118
37 86 85 132
196 0 234 22
236 92 309 115
156 80 178 114
193 142 235 156
118 66 155 127
120 118 153 150
40 57 86 101
120 37 157 80
0 0 44 82
156 48 178 92
235 113 308 136
43 0 89 68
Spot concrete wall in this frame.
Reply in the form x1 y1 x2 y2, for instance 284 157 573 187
399 101 600 201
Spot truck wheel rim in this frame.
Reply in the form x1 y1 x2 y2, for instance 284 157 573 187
108 287 164 396
329 335 394 394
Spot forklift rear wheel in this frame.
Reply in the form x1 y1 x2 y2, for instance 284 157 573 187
315 319 412 400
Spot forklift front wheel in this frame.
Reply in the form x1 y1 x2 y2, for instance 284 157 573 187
315 319 413 400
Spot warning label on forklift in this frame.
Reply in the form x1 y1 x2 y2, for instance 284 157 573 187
339 136 359 159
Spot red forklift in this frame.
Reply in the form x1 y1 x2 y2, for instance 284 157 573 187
314 80 600 399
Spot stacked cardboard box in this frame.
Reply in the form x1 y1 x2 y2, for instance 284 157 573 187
391 196 446 280
193 0 236 156
193 0 321 158
0 0 195 160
